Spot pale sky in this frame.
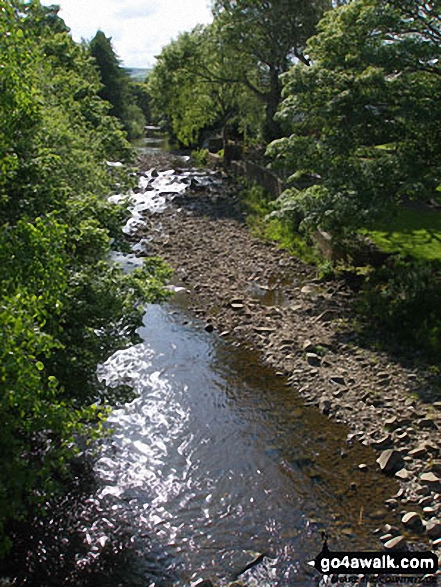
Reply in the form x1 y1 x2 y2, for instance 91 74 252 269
42 0 213 68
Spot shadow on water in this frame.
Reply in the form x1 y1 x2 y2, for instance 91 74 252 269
90 299 399 586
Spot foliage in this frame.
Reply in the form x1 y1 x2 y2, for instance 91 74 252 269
239 182 320 262
148 24 262 149
358 258 441 360
191 148 210 167
213 0 330 141
269 0 441 237
0 0 169 555
89 30 147 139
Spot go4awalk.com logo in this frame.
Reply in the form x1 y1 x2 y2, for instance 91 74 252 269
311 534 439 576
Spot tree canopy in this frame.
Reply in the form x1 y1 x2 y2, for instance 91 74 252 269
0 0 168 554
268 0 441 237
89 30 147 139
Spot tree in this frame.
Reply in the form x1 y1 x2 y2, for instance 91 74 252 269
89 31 146 139
213 0 330 140
149 24 261 150
268 0 441 237
0 0 169 556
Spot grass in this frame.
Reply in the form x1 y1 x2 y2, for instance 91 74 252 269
239 181 320 264
366 207 441 261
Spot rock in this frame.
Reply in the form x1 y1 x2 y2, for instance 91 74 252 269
401 512 424 532
205 323 214 333
429 461 441 475
230 303 245 311
306 353 321 367
423 507 438 516
254 326 276 335
302 339 315 352
319 397 332 415
315 310 334 323
408 444 430 459
425 520 441 539
384 416 399 431
376 449 405 475
358 463 368 472
301 284 319 296
420 472 441 485
418 418 439 430
329 376 346 386
370 434 393 450
194 581 214 587
395 469 411 481
384 535 407 550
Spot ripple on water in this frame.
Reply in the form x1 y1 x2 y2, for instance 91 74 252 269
89 304 400 586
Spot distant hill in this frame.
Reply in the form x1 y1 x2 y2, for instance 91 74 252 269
125 67 151 82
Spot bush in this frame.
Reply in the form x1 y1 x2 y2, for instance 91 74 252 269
358 258 441 359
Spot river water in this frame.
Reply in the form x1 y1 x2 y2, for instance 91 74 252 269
88 138 399 586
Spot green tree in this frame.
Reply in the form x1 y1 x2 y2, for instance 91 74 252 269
213 0 330 140
268 0 441 237
89 30 146 139
0 0 169 555
149 24 261 149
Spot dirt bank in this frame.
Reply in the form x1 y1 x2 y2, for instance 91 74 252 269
135 153 441 556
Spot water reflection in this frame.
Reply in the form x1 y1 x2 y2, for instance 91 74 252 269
94 303 398 586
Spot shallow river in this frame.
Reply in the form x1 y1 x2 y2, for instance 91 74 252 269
89 142 399 586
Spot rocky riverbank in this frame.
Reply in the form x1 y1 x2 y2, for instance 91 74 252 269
134 152 441 561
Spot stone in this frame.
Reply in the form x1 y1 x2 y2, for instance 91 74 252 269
376 449 405 475
420 472 441 485
408 444 429 459
418 418 439 431
329 376 346 386
370 434 393 450
385 416 400 431
401 512 424 532
204 323 214 333
384 535 407 550
395 469 411 481
358 463 368 472
319 398 332 415
306 353 321 367
425 520 441 539
194 581 214 587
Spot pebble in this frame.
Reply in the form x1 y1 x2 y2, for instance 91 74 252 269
425 520 441 539
376 449 404 475
421 472 441 485
384 535 407 550
401 512 423 532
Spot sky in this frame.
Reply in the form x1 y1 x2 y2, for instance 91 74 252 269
42 0 213 68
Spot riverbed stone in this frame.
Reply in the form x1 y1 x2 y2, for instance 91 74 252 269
401 512 424 532
425 520 441 539
420 472 441 486
319 397 332 415
384 535 407 550
376 449 405 475
306 353 321 367
370 434 393 450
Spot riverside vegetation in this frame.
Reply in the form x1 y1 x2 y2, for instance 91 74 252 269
0 0 170 559
148 0 441 362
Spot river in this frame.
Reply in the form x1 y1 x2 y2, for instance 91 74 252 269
81 138 400 586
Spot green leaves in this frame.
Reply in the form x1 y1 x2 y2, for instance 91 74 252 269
0 0 170 556
270 0 441 237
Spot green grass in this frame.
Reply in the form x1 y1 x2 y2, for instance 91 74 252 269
366 208 441 261
240 182 320 264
